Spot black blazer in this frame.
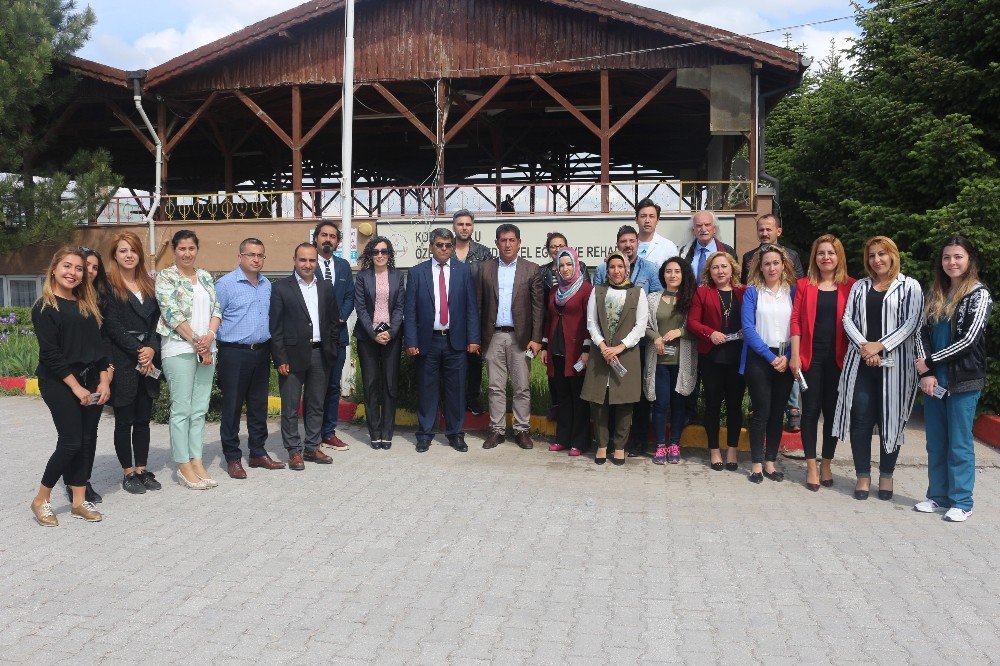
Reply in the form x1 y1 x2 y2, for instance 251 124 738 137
354 268 405 342
269 273 340 372
103 290 161 406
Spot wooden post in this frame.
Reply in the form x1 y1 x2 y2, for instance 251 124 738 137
435 79 447 214
748 64 760 211
600 70 610 213
292 85 304 219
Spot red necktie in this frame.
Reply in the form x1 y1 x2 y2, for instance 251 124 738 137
438 263 449 327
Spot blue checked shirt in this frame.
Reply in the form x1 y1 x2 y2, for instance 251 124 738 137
215 267 272 344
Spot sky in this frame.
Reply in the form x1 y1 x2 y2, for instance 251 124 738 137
76 0 861 70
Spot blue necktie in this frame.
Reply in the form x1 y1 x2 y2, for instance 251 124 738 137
697 247 708 278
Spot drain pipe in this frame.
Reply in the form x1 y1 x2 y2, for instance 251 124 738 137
126 70 162 258
757 56 811 218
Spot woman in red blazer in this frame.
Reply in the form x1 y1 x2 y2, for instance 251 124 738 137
541 248 593 456
790 234 857 490
687 251 747 471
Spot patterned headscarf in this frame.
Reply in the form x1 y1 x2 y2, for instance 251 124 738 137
554 248 585 307
605 251 632 289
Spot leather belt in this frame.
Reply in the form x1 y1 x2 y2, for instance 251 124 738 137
495 326 515 332
218 340 270 350
311 341 323 348
432 330 449 336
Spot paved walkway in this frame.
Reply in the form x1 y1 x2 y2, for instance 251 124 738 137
2 394 1000 664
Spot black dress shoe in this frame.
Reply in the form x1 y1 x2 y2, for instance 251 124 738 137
878 489 894 500
449 437 469 452
138 471 162 490
382 441 392 450
748 472 764 484
415 440 431 453
467 397 486 416
85 483 103 504
854 489 870 500
122 472 146 494
594 448 607 465
725 462 739 471
763 469 784 482
710 462 725 471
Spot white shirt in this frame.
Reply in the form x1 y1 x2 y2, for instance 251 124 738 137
296 271 322 342
638 233 679 269
161 280 216 359
755 285 793 348
432 261 451 331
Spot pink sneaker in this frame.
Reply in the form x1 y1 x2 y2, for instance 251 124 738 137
667 444 681 464
549 443 567 452
653 445 667 465
568 447 582 457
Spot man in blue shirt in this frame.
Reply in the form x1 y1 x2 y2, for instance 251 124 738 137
593 225 662 457
215 238 285 478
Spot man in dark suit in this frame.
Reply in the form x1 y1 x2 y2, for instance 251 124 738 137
739 213 804 284
678 211 737 282
314 220 356 452
403 228 481 453
270 243 341 470
478 223 544 450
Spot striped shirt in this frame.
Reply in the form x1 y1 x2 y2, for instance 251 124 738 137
215 267 272 345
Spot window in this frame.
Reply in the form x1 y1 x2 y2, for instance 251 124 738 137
0 277 5 307
9 278 38 307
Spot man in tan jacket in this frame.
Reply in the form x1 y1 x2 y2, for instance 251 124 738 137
477 223 544 450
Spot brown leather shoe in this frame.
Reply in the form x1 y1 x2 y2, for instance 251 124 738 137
322 433 350 451
226 460 248 479
288 451 305 471
303 448 333 464
482 432 505 449
515 431 534 450
248 454 286 470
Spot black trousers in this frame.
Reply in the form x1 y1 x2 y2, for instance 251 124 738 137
800 344 840 460
217 344 272 461
627 339 651 453
357 335 402 441
745 351 795 464
466 349 483 405
39 376 102 488
113 389 154 468
700 356 745 449
550 359 588 450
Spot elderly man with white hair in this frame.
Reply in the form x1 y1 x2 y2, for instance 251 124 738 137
678 211 737 283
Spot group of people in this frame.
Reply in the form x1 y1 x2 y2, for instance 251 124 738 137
28 202 992 527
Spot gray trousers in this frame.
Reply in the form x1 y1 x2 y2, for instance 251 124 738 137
485 330 532 434
278 347 330 453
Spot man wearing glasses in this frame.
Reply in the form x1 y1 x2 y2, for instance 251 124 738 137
403 228 481 453
215 238 286 478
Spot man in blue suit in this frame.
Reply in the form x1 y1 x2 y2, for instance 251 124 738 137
403 228 481 453
314 221 356 452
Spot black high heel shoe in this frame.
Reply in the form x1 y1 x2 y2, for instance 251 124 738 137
854 479 870 500
594 448 607 465
748 472 763 484
762 469 784 482
878 478 893 500
611 450 626 466
725 448 739 471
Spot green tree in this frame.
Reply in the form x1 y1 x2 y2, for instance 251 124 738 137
765 0 1000 412
0 0 120 252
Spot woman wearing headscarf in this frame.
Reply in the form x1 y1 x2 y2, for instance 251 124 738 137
541 248 593 457
581 252 649 465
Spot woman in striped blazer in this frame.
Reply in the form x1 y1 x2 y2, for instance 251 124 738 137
832 236 923 501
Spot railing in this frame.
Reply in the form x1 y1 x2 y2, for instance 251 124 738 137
93 180 752 225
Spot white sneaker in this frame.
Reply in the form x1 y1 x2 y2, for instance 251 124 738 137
913 499 944 513
944 507 972 522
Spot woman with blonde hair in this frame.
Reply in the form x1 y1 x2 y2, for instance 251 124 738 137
740 245 797 483
914 236 992 522
29 247 111 526
833 236 922 501
687 251 746 471
789 235 856 490
104 231 163 494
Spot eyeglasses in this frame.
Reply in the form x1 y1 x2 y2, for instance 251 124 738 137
548 244 567 251
240 252 266 260
371 248 390 256
433 242 454 249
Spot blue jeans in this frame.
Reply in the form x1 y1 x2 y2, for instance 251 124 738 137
923 389 980 511
849 364 899 477
321 344 348 438
651 364 686 446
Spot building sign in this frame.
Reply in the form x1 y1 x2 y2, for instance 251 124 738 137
377 214 735 269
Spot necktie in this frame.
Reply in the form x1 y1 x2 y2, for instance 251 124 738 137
697 247 708 278
323 258 332 282
438 263 449 327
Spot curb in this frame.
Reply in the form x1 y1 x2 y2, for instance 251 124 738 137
974 414 1000 450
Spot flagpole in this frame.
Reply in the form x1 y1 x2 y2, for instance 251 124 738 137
341 0 355 262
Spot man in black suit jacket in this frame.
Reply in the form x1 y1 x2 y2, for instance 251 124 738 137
269 243 341 470
739 213 804 284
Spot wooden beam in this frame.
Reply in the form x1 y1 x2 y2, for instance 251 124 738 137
231 123 258 154
608 70 676 138
165 91 219 154
600 70 610 213
291 85 304 218
40 101 80 147
234 90 294 149
300 84 361 148
104 101 155 154
444 75 510 143
370 82 436 144
529 74 601 137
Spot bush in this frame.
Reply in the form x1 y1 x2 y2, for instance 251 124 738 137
0 307 34 337
0 330 38 376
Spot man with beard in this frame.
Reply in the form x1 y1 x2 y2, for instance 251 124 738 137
313 221 355 452
452 209 492 415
